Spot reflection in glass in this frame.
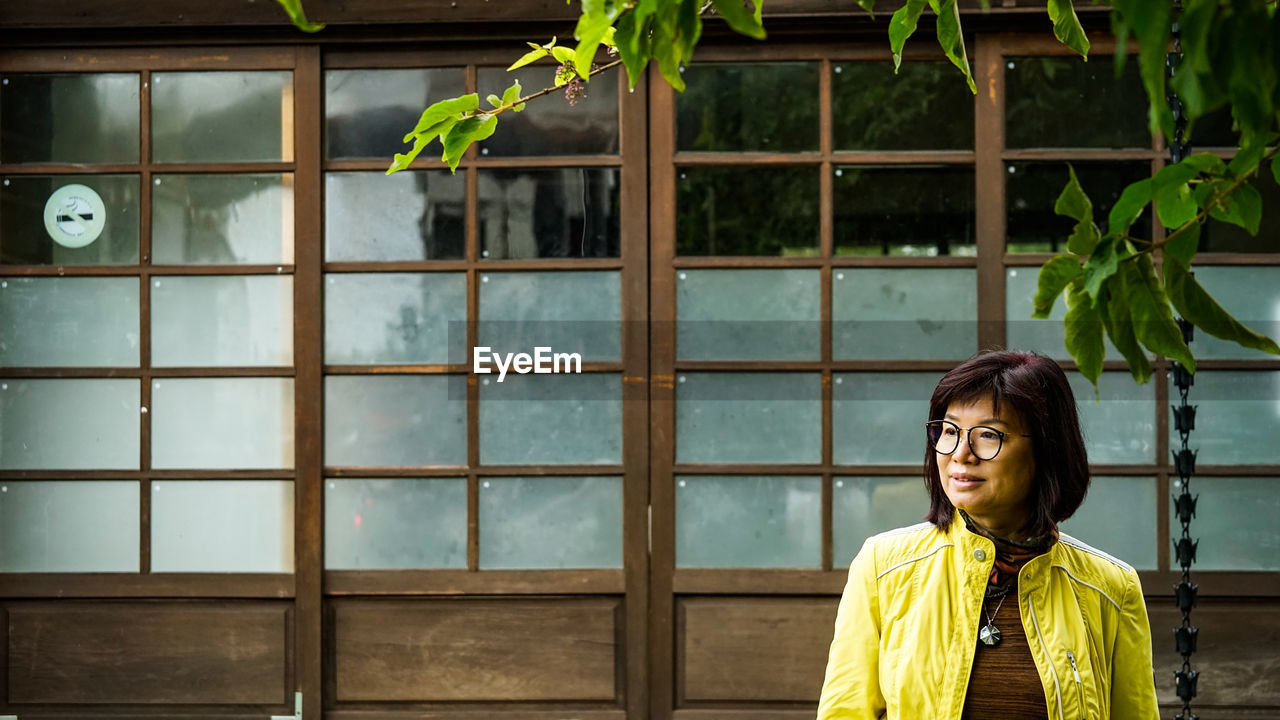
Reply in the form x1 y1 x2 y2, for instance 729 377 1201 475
151 275 293 367
0 480 140 572
1 73 139 164
1006 56 1148 148
479 476 623 568
478 66 618 156
0 379 139 470
1176 371 1280 465
677 166 818 256
325 375 467 467
1174 476 1280 570
325 478 467 569
1005 267 1128 361
0 174 139 265
1066 372 1155 464
152 71 293 163
676 373 821 464
326 68 466 160
152 174 294 265
479 373 622 465
479 270 621 361
1199 174 1280 253
1190 266 1280 358
151 480 294 572
833 372 934 465
1006 162 1150 252
677 269 820 360
1061 476 1157 570
832 62 973 150
833 268 977 359
325 171 465 261
325 273 466 365
151 378 294 469
478 168 620 259
0 277 139 367
833 476 929 567
677 63 818 152
677 475 821 568
833 166 975 256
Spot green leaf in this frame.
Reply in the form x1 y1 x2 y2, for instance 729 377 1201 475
574 1 623 78
550 46 577 65
856 0 876 14
502 80 525 112
1273 156 1280 186
508 46 549 71
927 0 977 93
275 0 325 32
1109 0 1172 137
404 94 479 141
1209 182 1263 235
1163 220 1201 268
486 94 502 108
387 134 431 175
1181 152 1226 175
1032 255 1083 318
1226 137 1272 179
711 0 766 39
1064 281 1105 386
441 115 498 173
1081 235 1121 301
1156 183 1198 229
1123 255 1194 369
1100 273 1152 384
1106 177 1153 236
615 2 656 89
888 0 927 71
1109 13 1130 76
1055 165 1100 255
1047 0 1090 58
1164 255 1280 355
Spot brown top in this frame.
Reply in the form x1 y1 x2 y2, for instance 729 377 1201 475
961 586 1050 720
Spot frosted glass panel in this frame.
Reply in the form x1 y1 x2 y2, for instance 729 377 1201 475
325 273 466 365
479 476 622 569
151 174 293 265
479 373 621 465
151 275 293 367
1180 371 1280 465
833 268 977 360
325 478 466 569
1006 267 1127 360
151 480 293 572
326 68 466 160
833 372 935 465
1189 266 1280 359
677 269 819 360
1 73 139 164
676 373 821 464
325 171 465 261
677 475 821 568
0 174 139 266
1060 476 1157 570
151 378 294 469
152 71 292 163
0 277 139 367
0 480 139 572
326 375 466 466
479 271 620 362
1174 476 1280 570
0 379 139 469
832 476 930 568
1068 372 1155 464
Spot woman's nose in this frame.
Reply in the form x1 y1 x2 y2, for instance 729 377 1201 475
952 432 978 461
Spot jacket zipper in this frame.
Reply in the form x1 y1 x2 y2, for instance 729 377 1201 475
1066 649 1087 720
1026 600 1065 720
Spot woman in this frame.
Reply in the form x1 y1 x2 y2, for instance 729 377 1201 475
818 351 1159 720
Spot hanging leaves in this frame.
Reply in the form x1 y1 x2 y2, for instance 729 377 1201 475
275 0 324 32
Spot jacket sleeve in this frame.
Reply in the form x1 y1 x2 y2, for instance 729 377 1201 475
1109 567 1161 720
817 538 885 720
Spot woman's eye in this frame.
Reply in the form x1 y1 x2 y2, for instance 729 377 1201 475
942 427 960 438
978 430 1001 441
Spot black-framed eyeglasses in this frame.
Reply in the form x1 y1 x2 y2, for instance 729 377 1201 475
925 420 1032 461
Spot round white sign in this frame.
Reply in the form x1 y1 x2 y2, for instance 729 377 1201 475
43 184 106 249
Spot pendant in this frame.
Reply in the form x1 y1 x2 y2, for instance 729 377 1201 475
979 622 1002 646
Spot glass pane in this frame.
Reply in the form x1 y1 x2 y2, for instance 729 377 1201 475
832 476 930 568
479 475 622 569
1006 162 1151 252
0 174 139 266
677 269 819 360
478 168 620 259
1006 267 1133 361
325 478 466 569
676 475 821 568
832 268 977 359
152 174 293 265
677 166 818 256
832 62 973 151
151 275 292 367
326 68 466 160
152 71 293 163
479 270 620 361
1 73 139 164
1190 266 1280 358
1199 174 1280 253
1176 371 1280 465
1188 106 1235 148
325 171 465 261
479 373 622 465
1060 476 1157 570
1173 476 1280 570
0 379 139 470
833 372 934 465
478 66 618 156
834 166 976 257
325 272 466 365
1068 372 1155 465
0 276 139 367
151 480 293 572
151 378 294 469
676 373 821 464
1005 56 1148 148
325 375 466 467
677 62 818 152
0 480 139 572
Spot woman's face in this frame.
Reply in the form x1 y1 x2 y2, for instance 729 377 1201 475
938 394 1037 537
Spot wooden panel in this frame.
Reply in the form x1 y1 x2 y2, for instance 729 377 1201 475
331 598 620 702
679 597 837 703
5 601 290 704
1149 600 1280 708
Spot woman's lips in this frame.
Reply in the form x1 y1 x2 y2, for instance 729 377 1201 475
950 474 985 489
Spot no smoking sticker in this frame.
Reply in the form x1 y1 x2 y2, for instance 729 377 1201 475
43 184 106 249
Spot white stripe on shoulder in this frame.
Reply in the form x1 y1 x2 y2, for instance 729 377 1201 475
876 543 952 580
1051 565 1122 611
872 521 935 539
1058 534 1134 572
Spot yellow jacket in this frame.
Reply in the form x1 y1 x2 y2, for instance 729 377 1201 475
818 514 1160 720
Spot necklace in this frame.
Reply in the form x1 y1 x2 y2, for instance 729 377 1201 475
978 593 1008 647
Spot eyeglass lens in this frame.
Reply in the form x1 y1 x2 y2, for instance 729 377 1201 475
928 421 1003 460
